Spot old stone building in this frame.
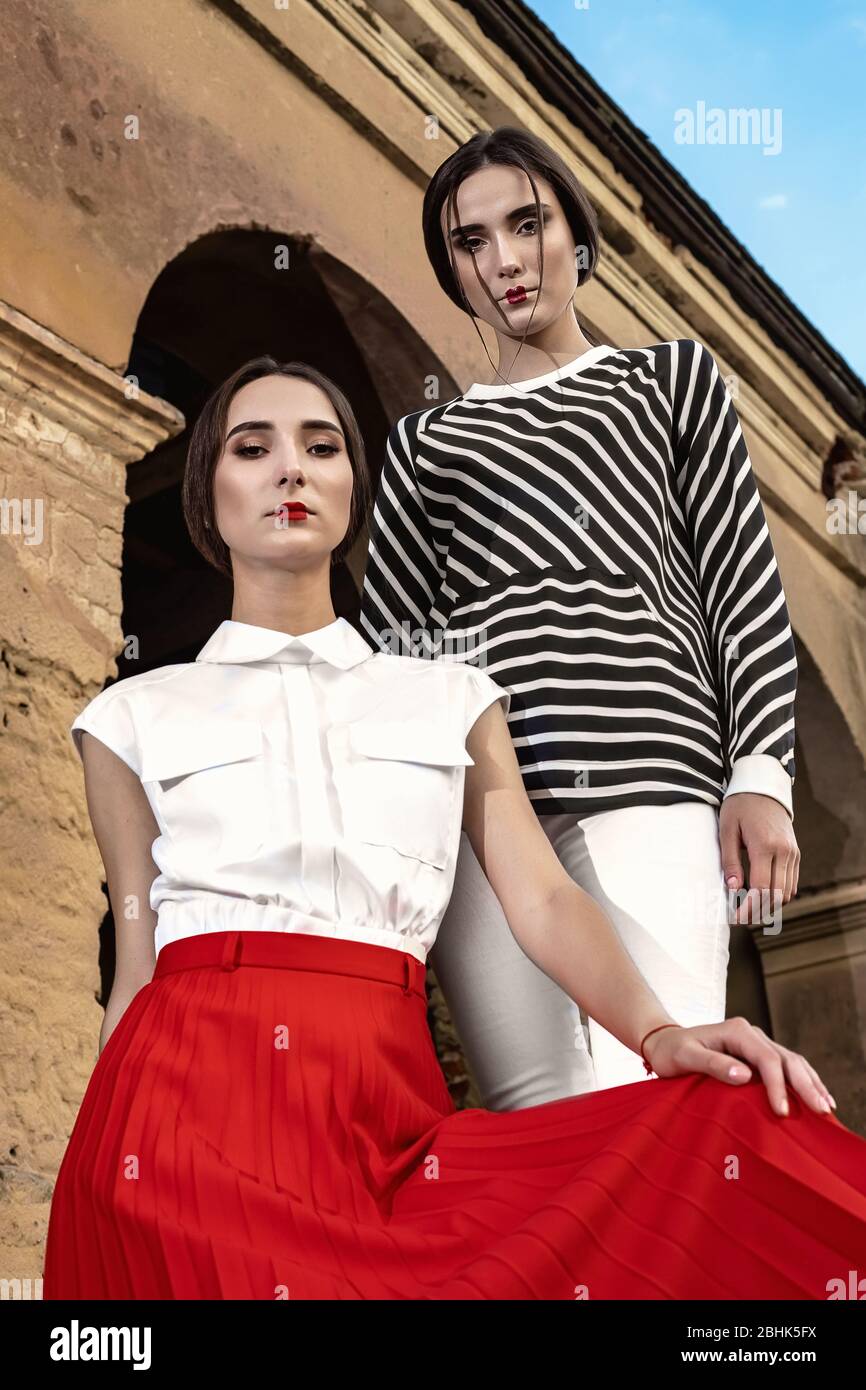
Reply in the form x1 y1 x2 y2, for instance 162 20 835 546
1 0 864 1285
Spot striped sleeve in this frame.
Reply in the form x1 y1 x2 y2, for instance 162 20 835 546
359 411 443 659
669 339 797 817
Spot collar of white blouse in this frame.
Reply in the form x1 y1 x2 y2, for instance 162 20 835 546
195 616 375 670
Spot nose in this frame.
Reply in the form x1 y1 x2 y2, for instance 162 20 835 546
273 445 306 490
492 232 525 279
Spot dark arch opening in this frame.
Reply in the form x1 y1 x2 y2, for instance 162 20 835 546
119 228 448 670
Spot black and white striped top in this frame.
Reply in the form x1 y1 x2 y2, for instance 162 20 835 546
359 339 797 818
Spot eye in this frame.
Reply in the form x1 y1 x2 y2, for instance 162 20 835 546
456 235 483 254
518 216 546 236
235 443 266 458
309 442 340 456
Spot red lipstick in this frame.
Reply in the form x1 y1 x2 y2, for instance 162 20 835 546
505 285 528 304
271 503 309 523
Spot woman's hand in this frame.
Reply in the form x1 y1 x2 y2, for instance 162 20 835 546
719 792 799 924
644 1018 837 1118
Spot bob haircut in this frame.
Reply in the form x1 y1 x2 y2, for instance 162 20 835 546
182 356 373 579
421 126 601 369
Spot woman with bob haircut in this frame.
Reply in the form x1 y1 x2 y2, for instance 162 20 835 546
44 356 866 1301
360 126 801 1111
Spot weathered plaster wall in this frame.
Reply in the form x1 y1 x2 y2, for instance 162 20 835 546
0 302 181 1279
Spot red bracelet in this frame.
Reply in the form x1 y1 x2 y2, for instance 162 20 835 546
640 1023 679 1075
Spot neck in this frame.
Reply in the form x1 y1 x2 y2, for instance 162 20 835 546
229 565 337 637
488 309 594 385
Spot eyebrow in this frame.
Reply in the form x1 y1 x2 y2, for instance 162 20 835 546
448 202 552 240
225 418 345 441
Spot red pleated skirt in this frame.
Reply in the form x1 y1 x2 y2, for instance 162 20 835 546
43 929 866 1300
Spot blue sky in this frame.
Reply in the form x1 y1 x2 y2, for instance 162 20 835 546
527 0 866 380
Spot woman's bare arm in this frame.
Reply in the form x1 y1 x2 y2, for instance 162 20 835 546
78 731 160 1053
462 700 674 1062
461 699 835 1116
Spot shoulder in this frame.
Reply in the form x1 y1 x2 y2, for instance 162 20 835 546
361 654 469 750
613 341 723 422
383 654 511 725
659 339 721 384
459 661 511 725
607 338 714 375
71 663 197 771
366 649 481 681
387 397 460 455
366 652 510 717
366 649 453 682
668 338 718 374
78 662 194 714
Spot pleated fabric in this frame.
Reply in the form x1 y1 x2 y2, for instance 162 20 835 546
43 930 866 1300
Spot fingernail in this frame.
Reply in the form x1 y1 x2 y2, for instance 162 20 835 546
779 1098 789 1116
728 1065 747 1079
829 1095 837 1110
820 1097 831 1113
726 876 738 889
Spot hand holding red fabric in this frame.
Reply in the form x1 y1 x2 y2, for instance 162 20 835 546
643 1017 836 1119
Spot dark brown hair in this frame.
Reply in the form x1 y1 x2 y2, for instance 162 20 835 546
422 127 601 382
182 356 372 578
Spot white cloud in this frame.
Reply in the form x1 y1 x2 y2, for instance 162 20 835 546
758 194 788 210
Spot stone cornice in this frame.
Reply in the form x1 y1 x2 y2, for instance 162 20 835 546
449 0 866 437
752 878 866 975
211 2 861 509
0 300 184 461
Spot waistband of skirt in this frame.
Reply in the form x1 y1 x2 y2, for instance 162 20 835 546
152 929 427 999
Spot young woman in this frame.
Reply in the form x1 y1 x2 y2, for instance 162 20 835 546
359 126 800 1110
42 356 866 1301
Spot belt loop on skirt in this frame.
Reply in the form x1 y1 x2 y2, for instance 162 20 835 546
403 953 424 997
220 930 244 972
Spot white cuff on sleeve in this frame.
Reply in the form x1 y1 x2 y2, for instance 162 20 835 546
723 755 794 819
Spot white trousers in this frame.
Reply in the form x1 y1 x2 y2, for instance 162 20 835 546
429 803 730 1111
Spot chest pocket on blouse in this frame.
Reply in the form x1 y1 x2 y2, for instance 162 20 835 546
342 721 473 870
139 720 265 862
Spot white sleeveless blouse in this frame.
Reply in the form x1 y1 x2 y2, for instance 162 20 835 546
70 617 510 963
